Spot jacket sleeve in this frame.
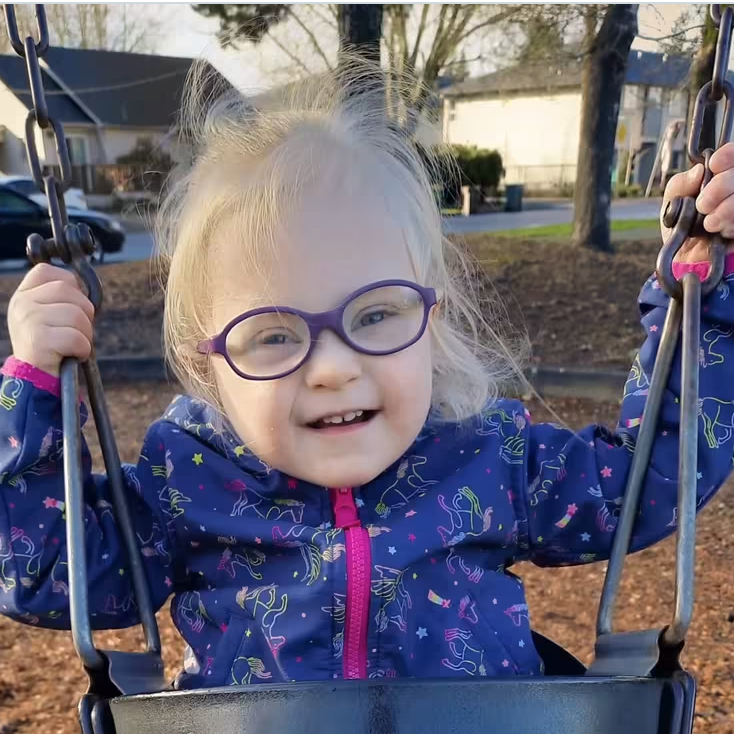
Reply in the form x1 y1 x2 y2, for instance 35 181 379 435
0 359 179 629
518 265 734 567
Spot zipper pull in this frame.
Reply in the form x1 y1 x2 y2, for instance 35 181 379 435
331 487 361 529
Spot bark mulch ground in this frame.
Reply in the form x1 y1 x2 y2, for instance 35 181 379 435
0 384 732 734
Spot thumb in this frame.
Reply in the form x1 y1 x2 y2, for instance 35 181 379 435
663 164 704 206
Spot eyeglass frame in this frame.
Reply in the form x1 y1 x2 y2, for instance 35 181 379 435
196 279 438 381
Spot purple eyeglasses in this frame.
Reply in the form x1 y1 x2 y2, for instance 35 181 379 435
197 279 437 381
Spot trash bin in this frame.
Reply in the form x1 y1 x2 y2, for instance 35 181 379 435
505 184 524 212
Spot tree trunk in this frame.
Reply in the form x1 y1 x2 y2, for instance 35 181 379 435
572 4 638 251
338 5 383 65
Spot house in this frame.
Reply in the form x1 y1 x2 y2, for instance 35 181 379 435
0 46 194 191
441 50 692 191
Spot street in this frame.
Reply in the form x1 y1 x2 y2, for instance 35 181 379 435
0 198 664 272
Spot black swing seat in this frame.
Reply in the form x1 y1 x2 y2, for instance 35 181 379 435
80 630 696 734
95 632 695 734
106 673 696 734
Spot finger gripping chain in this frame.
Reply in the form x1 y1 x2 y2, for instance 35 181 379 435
663 2 732 297
657 196 726 300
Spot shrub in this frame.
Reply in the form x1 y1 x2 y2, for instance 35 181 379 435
616 183 642 198
116 137 172 170
450 144 504 190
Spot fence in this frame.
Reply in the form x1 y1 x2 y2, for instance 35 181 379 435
502 164 577 192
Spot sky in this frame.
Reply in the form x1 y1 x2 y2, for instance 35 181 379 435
149 3 705 90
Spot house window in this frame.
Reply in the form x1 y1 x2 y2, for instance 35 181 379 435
667 91 687 120
66 136 89 165
622 86 642 111
647 87 663 106
446 100 456 122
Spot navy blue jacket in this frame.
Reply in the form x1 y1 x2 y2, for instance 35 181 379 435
1 271 733 687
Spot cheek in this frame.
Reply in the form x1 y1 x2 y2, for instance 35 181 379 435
212 361 292 447
380 337 433 417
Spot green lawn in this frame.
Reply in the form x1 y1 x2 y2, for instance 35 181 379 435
490 218 659 239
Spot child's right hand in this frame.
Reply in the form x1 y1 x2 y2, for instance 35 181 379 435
8 263 95 377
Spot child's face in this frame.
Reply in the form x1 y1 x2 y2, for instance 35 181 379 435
208 189 435 488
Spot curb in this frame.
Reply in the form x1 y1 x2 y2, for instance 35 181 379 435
90 356 629 402
95 355 169 383
521 365 628 402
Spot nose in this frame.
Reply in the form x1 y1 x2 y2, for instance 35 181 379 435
302 329 362 389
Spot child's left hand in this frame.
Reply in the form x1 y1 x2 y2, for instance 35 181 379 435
662 141 734 263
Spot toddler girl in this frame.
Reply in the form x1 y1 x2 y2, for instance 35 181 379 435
2 64 734 687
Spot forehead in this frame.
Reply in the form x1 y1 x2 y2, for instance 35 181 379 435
210 183 417 321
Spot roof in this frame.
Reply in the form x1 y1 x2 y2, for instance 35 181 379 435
443 50 691 99
0 47 194 128
625 50 691 87
0 54 92 124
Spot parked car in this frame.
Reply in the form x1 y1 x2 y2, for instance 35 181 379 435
0 175 88 210
0 184 124 262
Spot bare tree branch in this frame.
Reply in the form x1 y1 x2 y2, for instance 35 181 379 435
327 4 340 25
308 4 337 28
197 4 527 123
636 25 705 42
268 32 316 76
457 7 519 45
409 5 431 69
290 6 334 70
17 4 160 52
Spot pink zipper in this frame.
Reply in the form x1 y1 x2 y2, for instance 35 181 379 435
330 487 371 679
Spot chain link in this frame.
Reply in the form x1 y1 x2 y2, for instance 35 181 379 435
689 5 734 161
657 3 729 300
2 4 101 306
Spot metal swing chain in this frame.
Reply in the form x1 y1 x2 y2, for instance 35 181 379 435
593 4 729 674
2 4 164 694
658 4 732 299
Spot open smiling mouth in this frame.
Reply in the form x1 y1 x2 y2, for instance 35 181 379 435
307 410 379 430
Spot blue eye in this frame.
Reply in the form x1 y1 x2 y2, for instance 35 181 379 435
253 329 301 348
360 311 387 326
262 334 289 345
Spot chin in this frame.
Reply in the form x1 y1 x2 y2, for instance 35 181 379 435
303 461 387 489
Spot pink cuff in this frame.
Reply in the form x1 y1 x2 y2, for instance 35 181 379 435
1 356 61 397
671 251 734 282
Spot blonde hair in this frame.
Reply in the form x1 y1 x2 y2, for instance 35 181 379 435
155 58 526 423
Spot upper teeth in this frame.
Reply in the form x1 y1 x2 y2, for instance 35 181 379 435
321 410 363 424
